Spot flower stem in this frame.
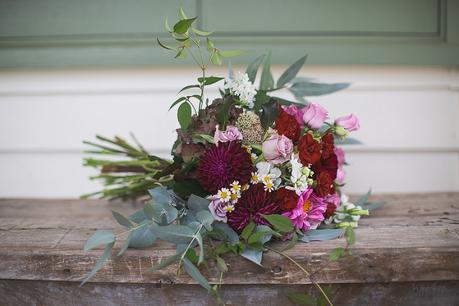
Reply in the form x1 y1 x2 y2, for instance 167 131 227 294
266 246 334 306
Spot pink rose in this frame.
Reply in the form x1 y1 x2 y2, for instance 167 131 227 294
302 103 328 130
262 133 293 164
335 114 360 132
282 104 304 127
334 147 346 167
208 196 228 222
214 125 243 145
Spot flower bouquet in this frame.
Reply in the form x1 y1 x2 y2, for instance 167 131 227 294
81 9 380 305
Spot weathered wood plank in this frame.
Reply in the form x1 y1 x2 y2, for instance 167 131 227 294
0 193 458 291
1 280 459 306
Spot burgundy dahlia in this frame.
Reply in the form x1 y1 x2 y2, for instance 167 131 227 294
227 184 281 233
196 141 253 194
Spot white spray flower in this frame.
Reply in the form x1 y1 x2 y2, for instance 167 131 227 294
224 72 257 109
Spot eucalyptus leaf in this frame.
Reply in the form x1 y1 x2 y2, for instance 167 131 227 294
299 228 344 243
84 230 115 252
148 253 182 272
80 241 114 285
212 222 239 245
277 55 307 88
355 189 371 207
260 52 274 90
240 246 263 266
129 221 157 248
173 17 197 34
112 210 133 228
154 224 195 244
129 210 148 224
334 137 363 145
117 232 132 256
196 210 214 231
289 79 349 97
178 102 192 131
187 194 211 212
246 54 265 83
183 258 211 291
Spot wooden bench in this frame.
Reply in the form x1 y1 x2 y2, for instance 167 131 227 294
0 193 458 305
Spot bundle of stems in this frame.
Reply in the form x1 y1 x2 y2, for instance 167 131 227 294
81 134 173 200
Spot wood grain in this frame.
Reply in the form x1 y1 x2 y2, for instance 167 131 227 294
0 193 458 305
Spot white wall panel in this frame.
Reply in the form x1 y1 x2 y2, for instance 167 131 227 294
0 66 458 198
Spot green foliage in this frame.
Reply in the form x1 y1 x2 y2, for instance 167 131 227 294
129 221 157 248
287 292 316 305
197 76 224 85
173 17 197 34
80 242 115 286
299 228 345 243
262 214 294 233
177 102 192 131
289 78 350 97
84 230 115 252
183 258 211 291
277 55 307 88
345 226 356 245
148 253 182 272
246 54 265 83
329 247 345 261
112 211 133 228
260 52 274 90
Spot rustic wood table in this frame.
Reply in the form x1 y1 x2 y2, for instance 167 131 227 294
0 193 458 306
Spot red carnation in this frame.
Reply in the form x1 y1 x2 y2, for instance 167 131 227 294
298 133 321 165
275 109 301 142
314 171 334 197
321 132 335 160
324 203 337 219
275 187 299 212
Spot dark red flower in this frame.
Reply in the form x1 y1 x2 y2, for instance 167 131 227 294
275 187 299 212
324 203 337 219
321 132 335 160
227 184 281 233
275 109 301 142
196 141 253 194
298 133 321 165
314 171 335 197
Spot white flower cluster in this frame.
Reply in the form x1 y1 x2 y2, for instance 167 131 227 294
251 162 281 192
215 180 246 213
333 194 369 228
287 155 314 195
224 72 257 109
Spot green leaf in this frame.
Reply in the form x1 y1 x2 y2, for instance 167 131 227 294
178 84 200 94
193 133 215 144
260 52 274 90
111 210 133 228
117 231 132 256
157 37 176 51
286 292 316 306
246 54 265 83
187 194 211 212
212 222 239 245
173 17 197 34
183 258 211 291
164 18 172 32
248 230 271 244
206 38 215 52
169 97 186 110
154 224 195 244
192 28 213 36
80 241 114 285
355 189 372 207
148 253 182 272
289 79 350 97
84 230 115 252
261 214 293 233
143 202 155 220
179 7 187 19
196 210 214 231
277 55 307 88
260 100 279 129
129 221 157 248
216 256 228 273
211 51 222 65
197 76 224 85
175 48 187 59
219 50 243 58
240 246 263 266
216 95 232 128
334 137 363 145
241 221 256 241
299 228 345 242
177 102 192 131
329 247 345 261
345 226 356 245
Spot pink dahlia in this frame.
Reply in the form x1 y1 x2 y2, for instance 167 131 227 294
227 184 281 233
283 189 327 232
196 141 253 194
